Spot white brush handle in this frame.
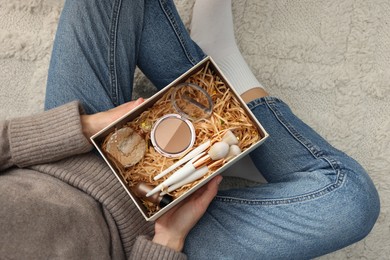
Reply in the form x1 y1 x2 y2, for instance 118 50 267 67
161 166 209 194
146 162 196 197
154 140 211 181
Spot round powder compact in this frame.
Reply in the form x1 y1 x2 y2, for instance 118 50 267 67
105 126 146 168
151 114 195 158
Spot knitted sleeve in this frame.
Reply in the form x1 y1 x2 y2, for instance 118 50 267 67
130 236 187 260
0 101 92 170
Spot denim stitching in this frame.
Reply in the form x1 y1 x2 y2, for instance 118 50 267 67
109 0 122 107
217 96 347 205
216 169 346 205
246 96 282 109
267 99 325 159
265 99 343 172
158 0 198 65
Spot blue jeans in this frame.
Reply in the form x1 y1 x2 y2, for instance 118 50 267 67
45 0 380 259
45 0 204 114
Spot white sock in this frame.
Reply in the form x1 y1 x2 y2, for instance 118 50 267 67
190 0 263 95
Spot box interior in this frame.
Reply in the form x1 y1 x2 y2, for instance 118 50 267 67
91 57 268 221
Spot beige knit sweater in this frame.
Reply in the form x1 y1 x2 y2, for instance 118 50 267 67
0 101 187 259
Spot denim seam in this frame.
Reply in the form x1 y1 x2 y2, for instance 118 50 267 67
248 97 345 172
108 0 122 107
218 97 348 205
267 99 325 159
158 0 198 66
265 99 343 170
215 169 346 205
246 96 282 109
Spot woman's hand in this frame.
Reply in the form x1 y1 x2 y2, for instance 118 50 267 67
81 98 144 140
152 175 223 251
81 97 221 251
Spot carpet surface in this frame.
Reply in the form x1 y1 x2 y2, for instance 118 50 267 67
1 0 389 259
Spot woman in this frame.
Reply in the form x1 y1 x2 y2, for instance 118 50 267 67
0 0 379 259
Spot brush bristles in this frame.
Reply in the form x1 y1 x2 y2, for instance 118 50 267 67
227 145 241 160
208 141 229 160
222 130 239 145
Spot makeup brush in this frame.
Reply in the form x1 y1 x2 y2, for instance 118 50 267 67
131 182 173 208
146 141 230 197
160 156 226 195
161 146 241 195
154 140 211 181
154 132 237 181
191 141 229 169
222 130 239 145
160 166 209 195
226 145 241 160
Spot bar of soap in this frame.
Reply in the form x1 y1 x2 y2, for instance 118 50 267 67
105 127 146 167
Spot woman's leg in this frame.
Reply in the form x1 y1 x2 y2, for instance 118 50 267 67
184 97 380 259
45 0 144 114
184 1 380 259
45 0 380 258
136 0 205 90
44 0 205 114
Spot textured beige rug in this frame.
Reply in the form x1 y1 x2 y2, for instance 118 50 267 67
1 0 389 259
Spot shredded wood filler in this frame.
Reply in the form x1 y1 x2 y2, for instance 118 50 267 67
102 62 260 216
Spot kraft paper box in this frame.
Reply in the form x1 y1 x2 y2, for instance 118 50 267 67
91 56 269 221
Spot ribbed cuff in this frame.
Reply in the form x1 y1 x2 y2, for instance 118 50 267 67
215 52 263 95
9 101 93 167
130 236 187 260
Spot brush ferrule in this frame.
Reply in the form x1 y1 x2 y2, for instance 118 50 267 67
193 155 212 168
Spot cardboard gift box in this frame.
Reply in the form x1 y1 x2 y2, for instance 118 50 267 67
91 56 269 221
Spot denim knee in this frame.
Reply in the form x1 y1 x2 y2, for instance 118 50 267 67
334 164 380 246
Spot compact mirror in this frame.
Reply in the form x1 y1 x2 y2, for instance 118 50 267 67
151 83 213 158
171 82 213 122
150 114 196 158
